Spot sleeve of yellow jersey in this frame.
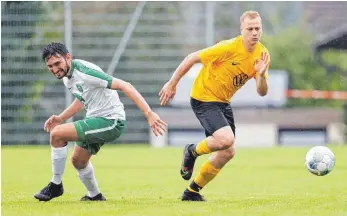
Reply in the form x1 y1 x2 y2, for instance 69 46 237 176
254 49 270 79
199 41 232 65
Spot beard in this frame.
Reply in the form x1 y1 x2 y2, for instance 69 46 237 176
57 58 71 79
57 68 68 79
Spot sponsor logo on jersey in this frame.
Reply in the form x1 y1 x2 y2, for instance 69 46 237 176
76 84 83 93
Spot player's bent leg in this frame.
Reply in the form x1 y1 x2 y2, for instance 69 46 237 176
209 126 235 151
71 117 125 201
181 160 220 202
181 99 231 181
72 145 106 201
208 144 236 169
34 123 79 201
50 123 79 184
50 123 79 147
71 145 92 169
181 99 235 200
181 145 235 202
180 126 234 181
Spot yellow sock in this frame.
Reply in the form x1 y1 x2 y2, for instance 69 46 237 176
195 139 212 156
194 160 220 189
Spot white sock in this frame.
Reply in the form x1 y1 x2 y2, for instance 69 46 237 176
77 162 100 197
51 145 68 184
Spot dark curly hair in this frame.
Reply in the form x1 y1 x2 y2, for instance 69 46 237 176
42 42 69 62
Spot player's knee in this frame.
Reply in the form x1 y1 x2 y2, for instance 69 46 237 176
50 126 65 147
216 134 234 150
71 156 88 169
223 147 236 161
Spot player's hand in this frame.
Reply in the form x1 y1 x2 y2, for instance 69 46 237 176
145 111 168 136
159 81 176 106
254 52 269 76
44 115 63 133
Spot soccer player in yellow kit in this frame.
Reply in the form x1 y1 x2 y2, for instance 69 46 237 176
159 11 270 201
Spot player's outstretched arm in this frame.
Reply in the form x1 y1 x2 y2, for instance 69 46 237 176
159 51 201 106
111 78 168 136
44 99 84 132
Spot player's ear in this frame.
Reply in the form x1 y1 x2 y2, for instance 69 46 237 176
66 53 71 61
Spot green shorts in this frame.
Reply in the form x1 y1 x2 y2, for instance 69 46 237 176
73 117 126 155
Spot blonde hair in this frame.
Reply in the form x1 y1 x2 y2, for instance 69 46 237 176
240 11 261 24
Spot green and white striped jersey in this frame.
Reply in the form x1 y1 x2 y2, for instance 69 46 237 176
63 59 125 120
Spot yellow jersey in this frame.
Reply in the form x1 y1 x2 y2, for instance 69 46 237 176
190 35 270 103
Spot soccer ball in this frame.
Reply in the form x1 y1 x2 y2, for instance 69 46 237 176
305 146 335 176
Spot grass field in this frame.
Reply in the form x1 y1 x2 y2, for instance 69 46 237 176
2 144 347 216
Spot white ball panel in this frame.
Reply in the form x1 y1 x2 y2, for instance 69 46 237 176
322 155 331 164
317 162 327 172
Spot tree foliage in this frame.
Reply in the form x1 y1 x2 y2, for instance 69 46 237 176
262 27 347 108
